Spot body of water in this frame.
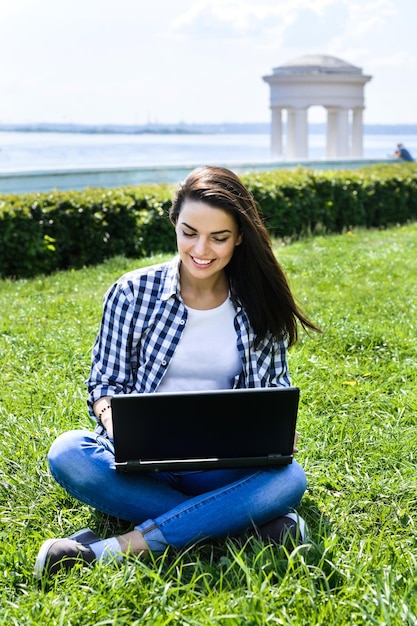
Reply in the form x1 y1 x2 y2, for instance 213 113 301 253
1 131 416 172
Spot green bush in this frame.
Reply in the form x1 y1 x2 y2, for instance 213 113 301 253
0 199 57 277
0 185 177 278
243 164 417 236
0 163 416 279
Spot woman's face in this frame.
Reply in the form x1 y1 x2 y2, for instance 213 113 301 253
175 200 242 280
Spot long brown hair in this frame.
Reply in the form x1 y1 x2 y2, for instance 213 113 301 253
169 165 320 347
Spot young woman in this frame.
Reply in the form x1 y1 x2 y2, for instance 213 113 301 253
35 165 320 578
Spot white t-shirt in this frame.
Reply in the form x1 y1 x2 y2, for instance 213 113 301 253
156 296 241 392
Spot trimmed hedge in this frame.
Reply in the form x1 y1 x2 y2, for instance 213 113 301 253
0 185 175 279
1 163 416 279
242 163 417 237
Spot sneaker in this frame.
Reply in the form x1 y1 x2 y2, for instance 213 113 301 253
257 512 308 547
34 528 100 579
68 527 101 545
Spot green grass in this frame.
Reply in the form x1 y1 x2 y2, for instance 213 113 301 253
1 223 416 625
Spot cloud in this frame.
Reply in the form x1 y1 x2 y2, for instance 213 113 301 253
171 0 295 39
369 50 417 69
1 0 416 125
349 0 397 26
281 4 349 50
0 0 37 19
170 0 394 52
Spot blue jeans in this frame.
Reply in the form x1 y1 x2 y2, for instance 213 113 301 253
48 430 307 553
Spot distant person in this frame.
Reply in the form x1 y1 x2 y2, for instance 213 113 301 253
34 165 321 578
394 143 414 162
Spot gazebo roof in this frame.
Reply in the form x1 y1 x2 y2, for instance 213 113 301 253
274 54 363 74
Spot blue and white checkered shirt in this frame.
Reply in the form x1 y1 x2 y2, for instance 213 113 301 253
87 256 291 432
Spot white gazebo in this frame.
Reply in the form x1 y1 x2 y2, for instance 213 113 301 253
263 54 372 159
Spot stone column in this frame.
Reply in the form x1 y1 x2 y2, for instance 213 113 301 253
287 109 296 158
295 108 308 158
326 107 338 158
336 108 349 157
326 107 350 157
287 107 308 159
270 107 283 156
351 107 364 157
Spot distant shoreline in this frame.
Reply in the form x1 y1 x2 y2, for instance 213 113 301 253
0 122 416 135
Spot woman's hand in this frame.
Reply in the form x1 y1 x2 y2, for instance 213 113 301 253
293 430 299 454
94 396 114 439
101 409 114 440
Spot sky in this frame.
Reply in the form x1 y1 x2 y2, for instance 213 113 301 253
1 0 416 126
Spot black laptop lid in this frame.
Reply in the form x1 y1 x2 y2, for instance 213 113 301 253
111 386 299 472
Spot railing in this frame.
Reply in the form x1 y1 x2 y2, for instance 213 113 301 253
0 158 394 194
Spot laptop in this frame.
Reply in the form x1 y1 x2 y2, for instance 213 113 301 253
111 386 299 473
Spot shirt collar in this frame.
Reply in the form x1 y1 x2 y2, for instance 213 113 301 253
160 255 243 312
160 256 182 301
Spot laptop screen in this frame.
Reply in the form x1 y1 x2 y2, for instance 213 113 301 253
111 386 299 472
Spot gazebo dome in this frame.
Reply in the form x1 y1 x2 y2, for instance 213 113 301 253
277 54 362 74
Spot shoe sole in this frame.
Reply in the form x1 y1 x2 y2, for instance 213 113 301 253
34 538 58 580
285 511 308 543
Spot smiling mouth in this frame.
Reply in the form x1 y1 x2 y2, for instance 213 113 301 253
191 256 214 266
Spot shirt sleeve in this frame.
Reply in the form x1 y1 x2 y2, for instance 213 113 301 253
86 280 137 418
270 336 291 387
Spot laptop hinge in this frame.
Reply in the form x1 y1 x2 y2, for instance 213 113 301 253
267 453 293 465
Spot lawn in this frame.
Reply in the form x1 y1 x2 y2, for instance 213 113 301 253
1 222 416 625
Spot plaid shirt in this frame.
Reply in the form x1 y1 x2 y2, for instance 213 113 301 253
87 257 291 432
